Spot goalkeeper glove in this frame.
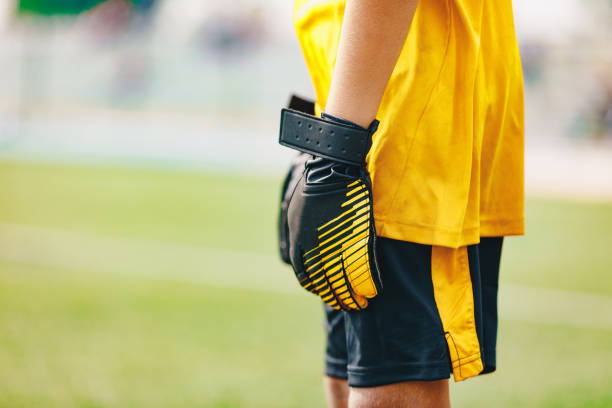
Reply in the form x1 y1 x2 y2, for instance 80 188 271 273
278 108 383 310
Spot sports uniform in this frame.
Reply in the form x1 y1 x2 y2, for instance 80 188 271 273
281 0 524 386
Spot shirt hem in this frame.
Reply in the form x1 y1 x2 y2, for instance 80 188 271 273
375 216 525 248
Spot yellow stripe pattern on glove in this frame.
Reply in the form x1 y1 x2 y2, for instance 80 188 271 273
301 180 378 310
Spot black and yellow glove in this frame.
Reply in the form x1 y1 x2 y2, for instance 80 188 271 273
278 108 383 310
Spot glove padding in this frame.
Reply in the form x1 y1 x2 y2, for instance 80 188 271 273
278 109 383 311
279 152 308 264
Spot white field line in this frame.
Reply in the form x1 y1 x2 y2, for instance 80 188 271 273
0 223 301 295
0 223 611 330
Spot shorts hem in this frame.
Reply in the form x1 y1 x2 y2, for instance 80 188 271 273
325 371 349 380
347 362 451 388
325 358 348 380
481 347 497 375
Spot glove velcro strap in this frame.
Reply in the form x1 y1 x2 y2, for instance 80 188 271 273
279 108 372 167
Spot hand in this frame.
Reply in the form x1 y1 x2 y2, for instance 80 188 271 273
278 109 383 310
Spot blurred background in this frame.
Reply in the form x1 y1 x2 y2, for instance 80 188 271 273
0 0 611 407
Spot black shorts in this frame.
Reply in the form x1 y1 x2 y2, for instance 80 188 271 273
324 237 503 387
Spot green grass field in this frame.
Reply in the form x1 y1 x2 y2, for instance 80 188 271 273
0 160 611 407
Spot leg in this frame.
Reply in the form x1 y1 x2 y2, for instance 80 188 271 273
325 376 350 408
323 304 350 407
349 380 450 408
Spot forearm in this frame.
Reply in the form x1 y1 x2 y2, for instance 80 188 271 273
324 0 419 128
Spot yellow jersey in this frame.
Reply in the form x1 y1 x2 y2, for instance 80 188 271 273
293 0 525 248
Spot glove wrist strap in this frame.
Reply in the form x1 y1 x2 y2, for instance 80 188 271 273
279 108 378 167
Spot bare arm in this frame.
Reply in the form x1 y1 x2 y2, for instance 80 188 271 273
324 0 419 128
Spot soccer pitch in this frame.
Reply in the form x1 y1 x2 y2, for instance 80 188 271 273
0 160 611 407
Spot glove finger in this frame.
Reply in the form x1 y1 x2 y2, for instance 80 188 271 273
342 235 378 299
304 259 344 310
305 245 360 310
340 179 381 299
351 293 368 309
328 273 367 311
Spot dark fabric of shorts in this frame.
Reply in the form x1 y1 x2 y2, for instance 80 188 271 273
324 237 503 387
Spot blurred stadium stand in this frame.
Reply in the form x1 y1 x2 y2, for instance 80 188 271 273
0 0 611 197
